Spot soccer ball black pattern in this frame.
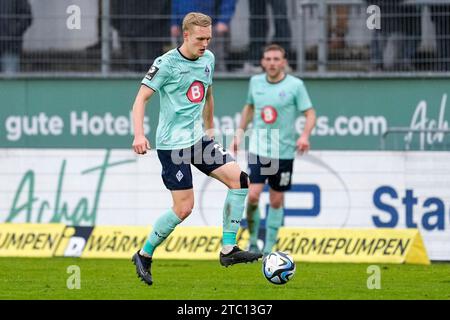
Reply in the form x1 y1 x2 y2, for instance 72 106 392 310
262 251 296 285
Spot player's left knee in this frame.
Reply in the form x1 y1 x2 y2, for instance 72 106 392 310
270 194 284 208
270 201 283 209
239 171 249 189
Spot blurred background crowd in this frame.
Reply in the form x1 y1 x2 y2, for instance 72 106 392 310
1 0 450 75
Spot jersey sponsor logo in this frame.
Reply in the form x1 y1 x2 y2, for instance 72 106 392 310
261 105 278 124
145 65 159 81
187 81 205 103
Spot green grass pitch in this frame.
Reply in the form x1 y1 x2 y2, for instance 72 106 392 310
0 258 449 300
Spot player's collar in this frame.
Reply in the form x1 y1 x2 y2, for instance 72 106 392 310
177 46 200 61
265 73 287 85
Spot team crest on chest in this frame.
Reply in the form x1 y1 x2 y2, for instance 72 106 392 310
205 65 210 77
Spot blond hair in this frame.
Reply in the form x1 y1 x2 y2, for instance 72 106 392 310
263 44 286 58
182 12 212 32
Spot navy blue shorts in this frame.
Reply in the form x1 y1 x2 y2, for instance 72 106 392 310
157 136 235 190
248 153 294 192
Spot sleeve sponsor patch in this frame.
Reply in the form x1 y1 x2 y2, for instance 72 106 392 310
145 65 159 81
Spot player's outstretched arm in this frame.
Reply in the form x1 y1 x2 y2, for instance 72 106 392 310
230 104 254 154
132 85 155 154
203 86 215 139
297 108 316 154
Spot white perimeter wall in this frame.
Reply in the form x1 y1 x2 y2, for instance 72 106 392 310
0 149 449 260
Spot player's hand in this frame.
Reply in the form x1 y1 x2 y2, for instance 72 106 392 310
229 136 240 155
205 128 216 141
296 135 310 155
133 136 151 155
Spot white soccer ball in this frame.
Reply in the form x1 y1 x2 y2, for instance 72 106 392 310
262 251 296 285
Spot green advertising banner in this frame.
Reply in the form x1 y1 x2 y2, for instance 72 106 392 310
1 78 449 150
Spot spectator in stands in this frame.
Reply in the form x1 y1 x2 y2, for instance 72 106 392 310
171 0 237 72
244 0 292 73
367 0 420 71
368 0 399 70
0 0 32 73
399 2 421 71
431 4 450 71
328 5 349 51
111 0 170 72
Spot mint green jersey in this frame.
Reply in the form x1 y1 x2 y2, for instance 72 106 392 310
141 48 215 150
247 74 313 159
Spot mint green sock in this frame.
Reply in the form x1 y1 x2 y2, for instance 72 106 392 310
142 208 182 256
222 188 248 246
263 206 284 254
246 202 260 247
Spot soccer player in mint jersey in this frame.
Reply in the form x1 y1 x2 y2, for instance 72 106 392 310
130 12 262 286
230 44 316 257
